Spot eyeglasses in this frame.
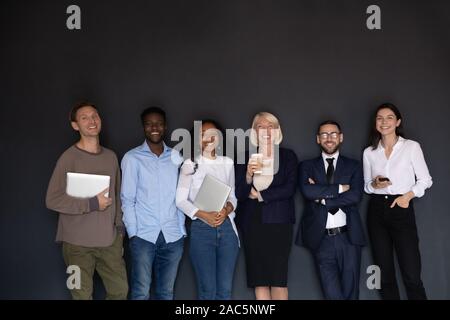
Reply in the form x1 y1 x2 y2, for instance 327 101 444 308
318 132 340 139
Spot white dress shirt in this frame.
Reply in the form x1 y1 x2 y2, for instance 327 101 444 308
176 155 240 242
363 137 432 197
322 152 347 229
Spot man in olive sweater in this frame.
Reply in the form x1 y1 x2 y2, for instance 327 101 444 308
46 102 128 299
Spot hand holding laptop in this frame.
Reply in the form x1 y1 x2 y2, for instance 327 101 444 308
214 206 230 227
193 174 232 227
66 172 112 211
195 206 228 228
97 187 112 211
195 209 220 227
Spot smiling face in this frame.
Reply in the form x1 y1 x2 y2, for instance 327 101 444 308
376 108 401 137
317 123 343 155
71 105 101 138
200 122 220 154
255 117 277 146
143 112 166 144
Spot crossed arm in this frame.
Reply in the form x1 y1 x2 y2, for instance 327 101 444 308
298 161 363 211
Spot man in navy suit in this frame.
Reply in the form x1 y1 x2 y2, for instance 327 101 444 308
296 120 366 300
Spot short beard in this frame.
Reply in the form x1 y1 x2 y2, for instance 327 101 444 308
321 144 340 155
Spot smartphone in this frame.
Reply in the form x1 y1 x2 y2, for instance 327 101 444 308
379 177 390 182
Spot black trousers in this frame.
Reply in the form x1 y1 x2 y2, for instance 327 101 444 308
367 194 427 300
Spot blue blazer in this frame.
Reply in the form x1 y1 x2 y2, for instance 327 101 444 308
295 155 367 251
235 147 298 234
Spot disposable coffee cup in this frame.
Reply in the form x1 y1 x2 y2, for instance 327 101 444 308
250 153 263 174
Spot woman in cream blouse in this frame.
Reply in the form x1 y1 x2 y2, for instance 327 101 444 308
235 112 298 300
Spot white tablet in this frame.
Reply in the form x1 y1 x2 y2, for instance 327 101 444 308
66 172 110 198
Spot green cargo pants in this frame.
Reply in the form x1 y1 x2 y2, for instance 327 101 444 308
62 234 128 300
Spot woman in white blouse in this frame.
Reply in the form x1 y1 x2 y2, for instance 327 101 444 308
176 119 239 300
363 103 433 300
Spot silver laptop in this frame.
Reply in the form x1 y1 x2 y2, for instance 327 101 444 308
66 172 110 198
194 174 231 212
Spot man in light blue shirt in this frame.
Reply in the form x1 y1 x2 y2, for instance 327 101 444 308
121 106 186 300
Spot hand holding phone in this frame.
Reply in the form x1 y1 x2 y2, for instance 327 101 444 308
371 176 392 189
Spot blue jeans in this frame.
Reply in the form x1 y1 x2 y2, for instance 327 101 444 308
129 232 184 300
189 218 239 300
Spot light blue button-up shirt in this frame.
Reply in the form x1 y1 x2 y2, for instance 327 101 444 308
121 141 186 244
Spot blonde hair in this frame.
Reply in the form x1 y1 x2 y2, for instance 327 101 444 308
249 112 283 146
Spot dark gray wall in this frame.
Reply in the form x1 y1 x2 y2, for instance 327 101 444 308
1 0 449 299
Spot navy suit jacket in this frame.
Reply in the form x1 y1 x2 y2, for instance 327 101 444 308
235 147 298 234
295 155 366 251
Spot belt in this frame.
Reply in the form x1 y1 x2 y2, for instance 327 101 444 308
325 225 347 236
371 194 402 201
